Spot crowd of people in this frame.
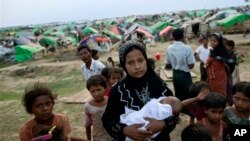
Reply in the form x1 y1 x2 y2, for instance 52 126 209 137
18 28 249 141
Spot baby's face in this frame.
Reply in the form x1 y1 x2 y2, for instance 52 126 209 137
160 97 182 116
159 97 173 105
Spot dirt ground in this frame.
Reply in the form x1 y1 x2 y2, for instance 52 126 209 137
0 34 249 141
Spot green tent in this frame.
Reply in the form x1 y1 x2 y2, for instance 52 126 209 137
82 27 99 35
104 19 118 26
125 17 137 23
196 10 207 17
217 14 250 28
103 30 122 40
15 45 45 62
39 37 58 48
150 22 169 35
65 37 78 46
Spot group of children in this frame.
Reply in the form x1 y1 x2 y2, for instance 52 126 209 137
19 35 250 141
19 78 250 141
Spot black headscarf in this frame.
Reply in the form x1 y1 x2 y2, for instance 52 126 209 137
102 40 174 140
209 33 231 60
210 33 236 72
119 40 173 106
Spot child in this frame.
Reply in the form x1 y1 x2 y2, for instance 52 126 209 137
103 67 124 96
181 124 212 141
147 57 160 76
198 92 227 141
194 35 210 81
84 75 112 141
224 81 250 125
19 83 71 141
182 81 211 124
120 96 182 141
225 40 240 85
107 57 115 67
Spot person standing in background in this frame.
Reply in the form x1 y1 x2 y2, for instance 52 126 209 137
194 35 210 81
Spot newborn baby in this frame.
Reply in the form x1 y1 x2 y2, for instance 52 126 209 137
120 96 182 141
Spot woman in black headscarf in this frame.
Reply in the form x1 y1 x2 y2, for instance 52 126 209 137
102 40 176 141
206 33 235 100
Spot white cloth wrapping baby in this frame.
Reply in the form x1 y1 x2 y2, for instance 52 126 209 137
120 97 173 141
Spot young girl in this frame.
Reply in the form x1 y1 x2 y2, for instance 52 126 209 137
198 92 227 141
103 67 124 96
224 81 250 125
84 75 112 141
206 33 233 98
182 81 211 124
19 83 71 141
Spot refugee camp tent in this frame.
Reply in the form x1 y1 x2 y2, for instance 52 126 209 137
217 14 250 28
0 45 14 62
125 17 137 23
15 45 45 62
135 28 154 39
80 34 112 52
39 36 58 48
159 26 174 37
82 27 99 35
150 22 169 35
124 23 152 36
102 30 122 40
110 26 122 35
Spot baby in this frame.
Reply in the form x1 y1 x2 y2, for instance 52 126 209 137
120 96 182 141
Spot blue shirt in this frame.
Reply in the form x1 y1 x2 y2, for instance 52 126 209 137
166 41 195 72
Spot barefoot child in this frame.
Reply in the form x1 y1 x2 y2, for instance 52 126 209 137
19 83 71 141
84 75 112 141
198 92 227 141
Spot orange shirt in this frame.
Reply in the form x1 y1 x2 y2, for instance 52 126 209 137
19 114 71 141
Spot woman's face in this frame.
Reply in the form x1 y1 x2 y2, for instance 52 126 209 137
233 92 250 113
209 36 219 49
32 95 54 121
125 49 147 78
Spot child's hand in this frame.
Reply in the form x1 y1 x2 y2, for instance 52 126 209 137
197 88 210 101
123 124 152 140
144 117 165 134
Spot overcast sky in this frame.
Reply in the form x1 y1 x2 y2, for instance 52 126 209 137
0 0 249 27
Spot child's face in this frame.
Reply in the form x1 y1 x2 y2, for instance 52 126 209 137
209 36 218 49
109 73 122 86
205 107 224 124
202 39 208 47
225 44 233 52
31 95 54 121
89 85 105 102
233 92 250 113
79 48 91 63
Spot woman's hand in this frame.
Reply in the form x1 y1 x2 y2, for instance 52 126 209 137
123 124 153 141
144 117 165 134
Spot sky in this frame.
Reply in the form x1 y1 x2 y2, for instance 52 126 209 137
0 0 249 28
